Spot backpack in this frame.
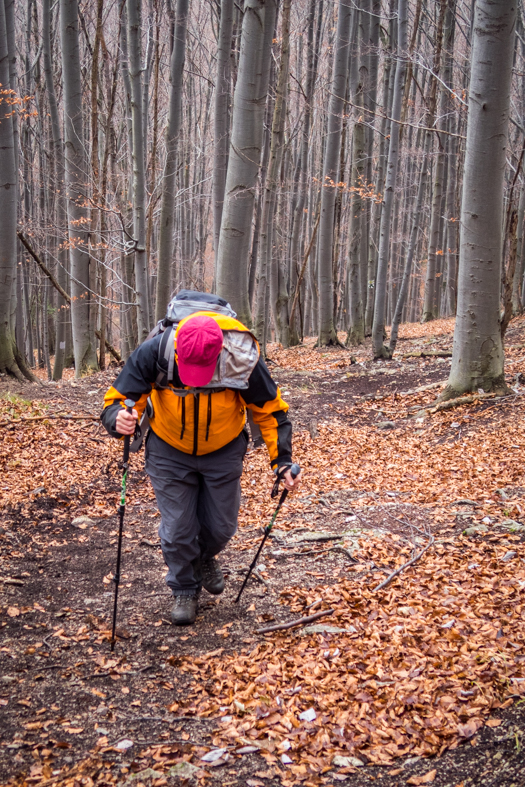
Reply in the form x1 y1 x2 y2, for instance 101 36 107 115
147 290 238 389
130 290 259 452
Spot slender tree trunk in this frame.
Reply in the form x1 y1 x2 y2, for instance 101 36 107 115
216 0 277 325
43 0 69 380
60 0 98 376
317 0 352 346
127 0 150 337
0 0 34 380
346 71 367 345
156 0 189 320
371 0 407 359
213 0 234 259
261 0 291 346
421 0 449 322
443 0 516 399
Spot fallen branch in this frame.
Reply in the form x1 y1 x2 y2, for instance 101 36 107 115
18 230 122 362
401 351 452 358
372 534 435 592
289 206 321 327
255 608 334 634
0 414 99 426
315 546 359 564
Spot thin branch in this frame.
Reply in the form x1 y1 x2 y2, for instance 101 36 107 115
373 535 435 592
255 608 334 635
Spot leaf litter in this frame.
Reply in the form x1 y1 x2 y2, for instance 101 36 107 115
1 317 525 785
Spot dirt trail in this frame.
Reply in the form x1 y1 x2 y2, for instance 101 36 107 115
1 318 525 786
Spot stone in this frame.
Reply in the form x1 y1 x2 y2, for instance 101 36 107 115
464 525 489 536
299 708 317 722
72 516 95 526
168 762 199 778
500 519 525 532
333 754 364 768
376 421 396 430
301 624 357 635
200 747 229 763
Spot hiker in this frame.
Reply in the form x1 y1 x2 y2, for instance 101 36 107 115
101 291 300 625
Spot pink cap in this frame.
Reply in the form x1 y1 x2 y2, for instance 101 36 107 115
176 315 223 387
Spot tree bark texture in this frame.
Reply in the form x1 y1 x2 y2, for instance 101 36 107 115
444 0 516 398
213 0 234 259
127 0 151 337
60 0 98 376
317 0 353 346
371 0 408 359
216 0 277 326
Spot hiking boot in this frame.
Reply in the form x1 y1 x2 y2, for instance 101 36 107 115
201 557 225 595
171 594 198 625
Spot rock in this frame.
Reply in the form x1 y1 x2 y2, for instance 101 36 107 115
200 747 229 763
376 421 396 429
124 768 164 783
302 624 357 635
453 499 481 507
500 519 525 532
168 762 199 778
298 708 317 722
464 525 489 536
72 516 95 527
115 739 133 750
333 754 364 768
292 531 341 543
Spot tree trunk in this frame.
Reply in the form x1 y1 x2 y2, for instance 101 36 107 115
216 0 277 325
371 0 407 359
43 0 69 381
263 0 291 346
443 0 516 399
0 0 34 380
317 0 352 346
60 0 98 376
156 0 189 320
127 0 151 338
213 0 234 259
421 0 449 322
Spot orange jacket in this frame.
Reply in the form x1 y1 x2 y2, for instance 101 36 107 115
101 313 292 467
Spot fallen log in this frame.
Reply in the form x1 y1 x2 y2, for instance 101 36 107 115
255 608 334 635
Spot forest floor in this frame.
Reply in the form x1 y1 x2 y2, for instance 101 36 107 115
2 317 525 787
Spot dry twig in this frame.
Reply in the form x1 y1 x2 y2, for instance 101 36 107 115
255 608 334 634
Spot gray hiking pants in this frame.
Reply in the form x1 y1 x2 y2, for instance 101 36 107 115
144 429 248 595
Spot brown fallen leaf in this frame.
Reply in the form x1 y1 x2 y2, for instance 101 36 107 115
407 770 437 785
486 718 502 728
7 607 20 617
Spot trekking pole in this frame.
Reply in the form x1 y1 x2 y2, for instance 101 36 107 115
110 399 135 651
235 463 301 604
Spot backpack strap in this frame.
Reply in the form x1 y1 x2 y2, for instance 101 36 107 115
155 325 176 388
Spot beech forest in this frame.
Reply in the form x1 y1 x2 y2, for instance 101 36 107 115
2 1 525 787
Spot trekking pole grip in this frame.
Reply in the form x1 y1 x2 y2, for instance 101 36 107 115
122 399 135 465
